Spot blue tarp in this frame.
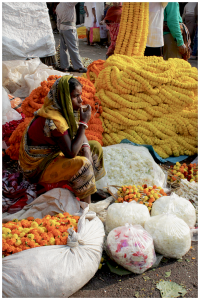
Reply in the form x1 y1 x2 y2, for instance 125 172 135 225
120 139 188 164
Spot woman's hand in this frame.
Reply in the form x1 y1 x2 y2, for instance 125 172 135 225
80 105 91 124
178 44 187 55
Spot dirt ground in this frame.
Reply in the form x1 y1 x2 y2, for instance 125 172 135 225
70 242 198 298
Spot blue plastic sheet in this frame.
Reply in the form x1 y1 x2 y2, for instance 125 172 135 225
120 139 188 164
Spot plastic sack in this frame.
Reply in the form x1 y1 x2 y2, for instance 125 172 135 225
2 3 56 61
96 144 165 191
105 201 150 234
100 24 108 39
144 214 191 259
2 58 68 98
90 26 100 43
151 193 196 228
2 188 105 298
106 224 156 274
2 87 22 125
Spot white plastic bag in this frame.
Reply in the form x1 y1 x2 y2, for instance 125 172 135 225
2 188 105 298
144 214 191 259
105 201 150 234
106 224 156 274
96 144 165 191
2 58 68 98
151 193 196 228
2 87 22 125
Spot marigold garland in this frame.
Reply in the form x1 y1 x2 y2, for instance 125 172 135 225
95 55 198 158
85 60 105 87
115 2 149 56
2 212 80 257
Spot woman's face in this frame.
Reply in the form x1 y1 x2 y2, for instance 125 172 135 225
70 85 83 111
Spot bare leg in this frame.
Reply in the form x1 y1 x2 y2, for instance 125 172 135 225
82 195 91 204
86 29 90 45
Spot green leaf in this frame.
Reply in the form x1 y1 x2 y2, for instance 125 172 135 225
134 292 140 298
143 276 151 280
165 271 171 278
177 259 183 262
106 260 132 276
185 259 190 262
156 281 187 298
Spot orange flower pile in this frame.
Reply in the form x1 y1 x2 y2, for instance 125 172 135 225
21 75 61 118
78 77 103 145
85 60 105 86
2 212 80 257
6 75 104 160
116 184 167 211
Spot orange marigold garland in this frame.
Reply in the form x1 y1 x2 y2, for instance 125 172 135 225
2 212 80 257
78 77 104 145
85 60 105 86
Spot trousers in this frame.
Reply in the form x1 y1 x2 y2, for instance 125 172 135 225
59 29 83 70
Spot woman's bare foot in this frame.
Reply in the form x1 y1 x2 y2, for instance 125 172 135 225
82 195 91 204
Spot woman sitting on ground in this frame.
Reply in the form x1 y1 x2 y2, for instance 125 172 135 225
100 2 122 58
19 75 106 204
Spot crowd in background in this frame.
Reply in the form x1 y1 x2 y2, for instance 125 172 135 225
46 2 198 72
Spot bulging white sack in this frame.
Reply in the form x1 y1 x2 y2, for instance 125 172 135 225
106 224 156 274
2 87 22 125
2 188 105 298
105 201 150 234
151 193 196 228
144 214 191 259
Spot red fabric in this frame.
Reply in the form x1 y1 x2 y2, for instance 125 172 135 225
106 23 120 56
104 5 122 23
39 182 80 201
28 117 68 146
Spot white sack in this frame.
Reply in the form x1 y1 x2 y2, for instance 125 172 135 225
144 214 191 259
106 224 156 274
2 87 22 125
96 144 165 191
151 193 196 228
2 188 105 298
2 2 56 61
105 201 150 234
2 58 69 98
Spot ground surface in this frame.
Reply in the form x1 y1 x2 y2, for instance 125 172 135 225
70 243 198 298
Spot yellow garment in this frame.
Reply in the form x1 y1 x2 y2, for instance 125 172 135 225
36 75 77 138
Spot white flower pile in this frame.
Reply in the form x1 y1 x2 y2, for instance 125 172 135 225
144 214 191 259
106 224 156 274
176 179 198 223
96 144 165 190
105 201 150 234
151 193 196 228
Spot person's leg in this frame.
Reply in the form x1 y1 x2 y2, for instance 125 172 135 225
59 31 70 69
191 26 198 57
63 29 85 70
163 34 182 60
86 28 90 45
185 14 196 46
144 46 162 57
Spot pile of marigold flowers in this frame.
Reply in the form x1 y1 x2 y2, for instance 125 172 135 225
82 59 105 88
116 184 167 211
167 162 198 183
2 212 80 257
96 54 198 158
6 75 104 160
